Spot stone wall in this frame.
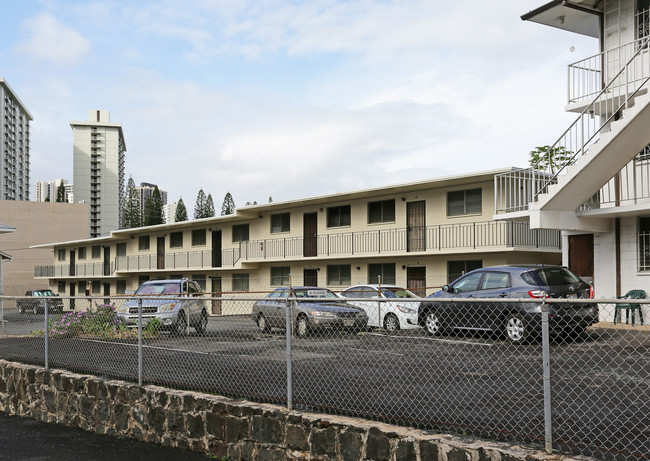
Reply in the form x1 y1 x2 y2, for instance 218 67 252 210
0 360 583 460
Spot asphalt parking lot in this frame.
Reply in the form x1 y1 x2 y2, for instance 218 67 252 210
1 309 649 460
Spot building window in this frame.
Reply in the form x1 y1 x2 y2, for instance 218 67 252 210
91 281 101 294
138 235 150 251
447 188 482 216
116 280 127 295
138 275 150 286
192 274 206 291
58 281 65 293
91 246 101 259
327 265 351 286
116 243 127 257
368 263 396 285
368 199 395 224
271 267 291 286
170 231 183 248
77 247 86 260
232 224 249 243
638 217 650 271
327 205 351 228
58 249 66 261
271 213 290 233
447 260 482 284
192 229 206 246
232 273 249 291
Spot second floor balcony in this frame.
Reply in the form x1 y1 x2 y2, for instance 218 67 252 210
34 220 561 278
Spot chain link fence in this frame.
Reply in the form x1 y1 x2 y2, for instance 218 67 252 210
0 291 648 460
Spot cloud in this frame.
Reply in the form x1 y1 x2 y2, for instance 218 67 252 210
15 13 89 65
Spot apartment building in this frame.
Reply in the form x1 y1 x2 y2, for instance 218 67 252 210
34 178 72 203
0 78 32 201
34 169 561 301
495 0 650 299
71 110 126 238
136 182 168 218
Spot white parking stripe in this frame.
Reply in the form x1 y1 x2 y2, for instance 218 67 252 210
365 332 493 347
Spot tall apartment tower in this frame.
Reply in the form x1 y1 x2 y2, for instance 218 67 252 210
0 78 32 201
71 110 126 238
135 182 168 218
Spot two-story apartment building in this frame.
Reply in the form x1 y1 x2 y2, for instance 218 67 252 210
34 169 560 302
495 1 650 300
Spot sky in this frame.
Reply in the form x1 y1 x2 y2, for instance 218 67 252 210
0 0 599 211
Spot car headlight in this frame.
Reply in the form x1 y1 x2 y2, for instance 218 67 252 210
117 305 129 313
157 302 177 313
396 305 416 314
310 311 335 318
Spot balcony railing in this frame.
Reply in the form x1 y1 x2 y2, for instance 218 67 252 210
34 262 115 278
34 221 560 278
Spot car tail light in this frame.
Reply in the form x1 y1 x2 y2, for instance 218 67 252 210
528 290 548 298
589 285 594 299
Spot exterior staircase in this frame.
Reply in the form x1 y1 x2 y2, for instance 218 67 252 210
495 37 650 231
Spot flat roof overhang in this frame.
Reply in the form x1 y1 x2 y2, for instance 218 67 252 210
522 0 602 38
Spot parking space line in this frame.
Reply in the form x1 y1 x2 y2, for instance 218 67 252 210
364 332 493 347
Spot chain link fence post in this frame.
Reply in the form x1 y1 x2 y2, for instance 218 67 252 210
285 295 294 410
44 298 49 371
541 300 553 454
138 297 143 386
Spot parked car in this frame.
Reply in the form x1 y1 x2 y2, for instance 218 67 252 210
117 279 208 334
418 265 597 343
339 284 421 332
17 290 64 314
252 287 368 337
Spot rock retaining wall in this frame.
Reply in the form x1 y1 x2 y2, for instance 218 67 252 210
0 360 583 460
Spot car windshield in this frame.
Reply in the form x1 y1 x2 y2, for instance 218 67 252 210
381 288 417 298
522 268 582 286
135 282 182 295
33 290 56 297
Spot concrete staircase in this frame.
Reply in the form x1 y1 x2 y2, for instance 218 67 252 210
529 89 650 231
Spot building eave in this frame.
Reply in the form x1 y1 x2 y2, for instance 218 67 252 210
522 0 602 38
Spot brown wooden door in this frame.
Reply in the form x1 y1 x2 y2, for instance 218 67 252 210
69 250 75 276
303 213 318 257
304 269 318 287
211 277 222 315
407 201 426 252
212 230 222 268
69 283 75 310
568 234 594 283
157 237 165 270
407 267 426 297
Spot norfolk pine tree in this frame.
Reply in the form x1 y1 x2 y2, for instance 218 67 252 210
175 197 188 222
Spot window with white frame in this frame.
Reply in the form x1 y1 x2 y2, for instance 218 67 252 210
232 273 249 291
368 199 395 224
271 266 291 286
447 188 482 216
327 265 351 286
271 213 290 233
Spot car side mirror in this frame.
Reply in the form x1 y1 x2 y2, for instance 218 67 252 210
442 285 450 292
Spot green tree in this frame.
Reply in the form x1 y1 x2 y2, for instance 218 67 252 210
205 193 215 217
194 188 207 219
221 192 235 216
122 177 141 228
143 186 164 226
56 183 66 202
175 197 188 222
529 145 575 174
268 196 273 203
44 196 50 202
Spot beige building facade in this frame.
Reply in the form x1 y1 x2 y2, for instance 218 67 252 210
35 170 561 299
0 201 89 296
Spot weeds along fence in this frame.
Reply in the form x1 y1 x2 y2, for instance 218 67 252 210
0 293 649 461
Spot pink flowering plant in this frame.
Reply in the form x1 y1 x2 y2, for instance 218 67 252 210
46 303 121 338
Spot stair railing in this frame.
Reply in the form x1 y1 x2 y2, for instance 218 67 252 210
495 35 650 213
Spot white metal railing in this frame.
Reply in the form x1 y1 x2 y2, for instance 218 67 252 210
496 35 650 214
590 152 650 209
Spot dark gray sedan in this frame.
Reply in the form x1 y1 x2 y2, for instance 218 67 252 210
252 287 368 337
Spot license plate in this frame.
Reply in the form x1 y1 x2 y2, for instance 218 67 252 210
343 319 354 327
566 294 578 299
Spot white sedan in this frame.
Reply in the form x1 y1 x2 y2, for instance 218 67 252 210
339 284 421 332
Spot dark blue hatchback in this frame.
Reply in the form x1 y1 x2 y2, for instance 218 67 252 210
418 265 597 343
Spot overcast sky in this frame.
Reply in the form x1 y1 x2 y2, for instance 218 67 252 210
0 0 598 210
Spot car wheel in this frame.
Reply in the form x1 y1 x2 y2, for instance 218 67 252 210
295 315 309 338
505 313 528 344
174 311 188 336
194 310 208 334
17 303 24 314
257 313 271 333
424 310 443 336
383 313 400 333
